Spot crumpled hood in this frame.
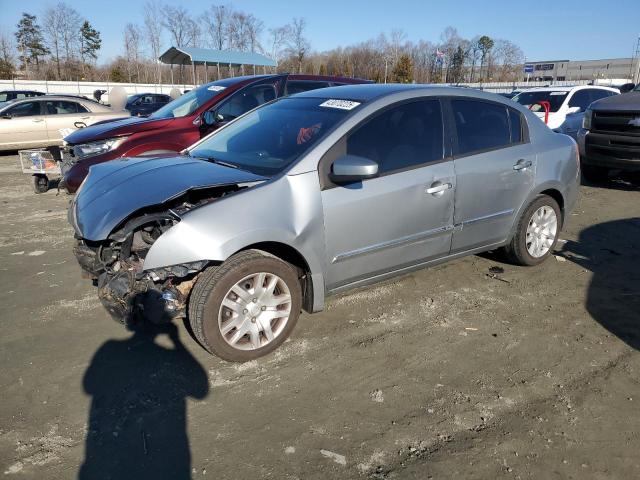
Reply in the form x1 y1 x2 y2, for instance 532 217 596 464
590 91 640 112
64 116 172 144
70 155 267 241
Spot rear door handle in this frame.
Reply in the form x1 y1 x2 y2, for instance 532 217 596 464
513 159 532 171
426 181 452 195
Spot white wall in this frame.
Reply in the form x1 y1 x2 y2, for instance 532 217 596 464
0 79 195 101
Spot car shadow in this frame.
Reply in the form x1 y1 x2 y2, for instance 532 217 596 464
559 217 640 351
79 321 209 480
581 170 640 191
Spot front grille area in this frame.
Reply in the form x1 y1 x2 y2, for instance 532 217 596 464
591 110 640 136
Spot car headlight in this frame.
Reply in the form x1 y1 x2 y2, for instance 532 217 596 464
582 108 592 130
73 137 128 160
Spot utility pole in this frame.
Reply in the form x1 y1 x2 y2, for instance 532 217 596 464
633 35 640 84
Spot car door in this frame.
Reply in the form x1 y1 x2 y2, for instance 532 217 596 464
0 100 48 149
321 98 455 290
43 100 92 144
448 98 535 253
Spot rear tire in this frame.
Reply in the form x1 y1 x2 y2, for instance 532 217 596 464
581 164 608 184
503 195 561 266
188 249 302 362
32 174 49 194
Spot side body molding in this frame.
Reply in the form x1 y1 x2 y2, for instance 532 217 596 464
143 171 328 312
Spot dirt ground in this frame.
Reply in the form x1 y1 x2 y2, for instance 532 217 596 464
0 153 639 480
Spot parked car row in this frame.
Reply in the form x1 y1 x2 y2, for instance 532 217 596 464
60 74 372 192
67 82 579 362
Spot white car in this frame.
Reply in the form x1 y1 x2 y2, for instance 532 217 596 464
512 86 618 139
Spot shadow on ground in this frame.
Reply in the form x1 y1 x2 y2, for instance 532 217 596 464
79 322 209 480
581 170 640 191
561 217 640 351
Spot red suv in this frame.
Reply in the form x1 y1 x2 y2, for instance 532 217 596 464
61 74 371 192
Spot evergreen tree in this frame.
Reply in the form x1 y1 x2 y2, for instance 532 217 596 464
449 46 465 83
392 54 413 83
14 13 48 74
477 35 494 81
80 20 101 77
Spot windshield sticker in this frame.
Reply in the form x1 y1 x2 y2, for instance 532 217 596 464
207 85 226 92
319 99 361 110
550 92 567 96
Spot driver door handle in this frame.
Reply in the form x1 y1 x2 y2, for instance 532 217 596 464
426 181 452 195
513 159 532 171
32 118 44 123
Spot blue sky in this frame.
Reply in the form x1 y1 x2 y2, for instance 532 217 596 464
1 0 637 63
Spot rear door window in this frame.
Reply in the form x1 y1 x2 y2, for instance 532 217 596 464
452 99 511 155
567 90 592 111
285 81 331 95
45 100 88 114
508 109 524 143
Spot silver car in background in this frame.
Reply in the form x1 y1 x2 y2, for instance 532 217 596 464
0 95 128 151
69 84 580 362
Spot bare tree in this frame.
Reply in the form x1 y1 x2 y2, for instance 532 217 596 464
201 4 231 50
162 5 197 47
43 6 64 78
267 25 290 65
144 1 163 82
389 29 407 64
124 23 142 82
286 18 309 74
0 30 15 79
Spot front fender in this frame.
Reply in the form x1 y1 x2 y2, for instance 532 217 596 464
143 171 328 311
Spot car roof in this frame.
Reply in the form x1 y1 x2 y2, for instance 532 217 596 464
518 85 618 93
291 83 485 102
0 89 42 94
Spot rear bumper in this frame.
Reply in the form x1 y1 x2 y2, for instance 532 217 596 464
580 130 640 171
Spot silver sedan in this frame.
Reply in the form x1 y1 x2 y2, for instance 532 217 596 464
69 84 580 362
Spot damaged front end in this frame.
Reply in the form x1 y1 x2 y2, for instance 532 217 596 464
73 187 240 325
68 154 268 325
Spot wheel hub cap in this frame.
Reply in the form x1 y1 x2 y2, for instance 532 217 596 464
525 206 558 258
218 272 292 351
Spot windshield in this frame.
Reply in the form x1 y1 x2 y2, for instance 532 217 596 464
150 82 228 119
189 98 355 176
513 91 568 112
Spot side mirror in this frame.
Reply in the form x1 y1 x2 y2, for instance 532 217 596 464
1 113 11 119
619 83 635 94
330 155 379 183
565 106 581 115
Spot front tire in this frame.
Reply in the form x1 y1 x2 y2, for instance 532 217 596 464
503 195 561 266
188 250 302 362
33 174 49 194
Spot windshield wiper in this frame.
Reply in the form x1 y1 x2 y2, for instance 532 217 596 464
193 153 240 169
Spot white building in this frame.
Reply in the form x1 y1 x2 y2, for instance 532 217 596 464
524 58 638 82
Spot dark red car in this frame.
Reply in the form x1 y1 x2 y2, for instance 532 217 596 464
61 74 371 192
